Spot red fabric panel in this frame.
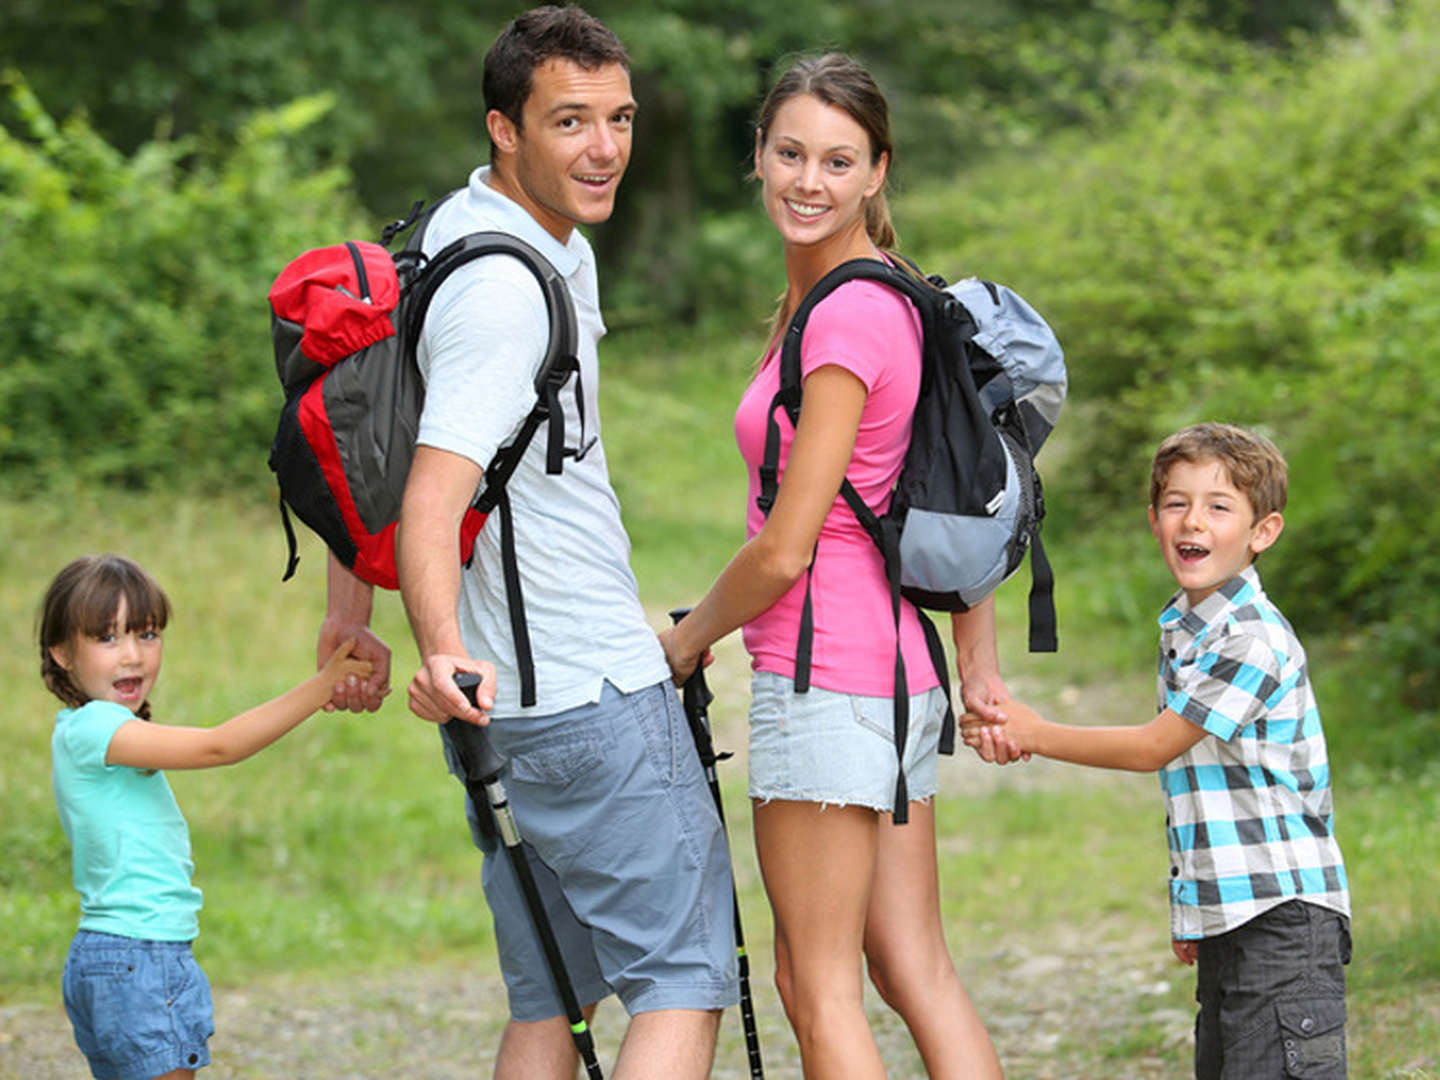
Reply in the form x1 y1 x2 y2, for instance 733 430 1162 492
297 375 487 591
268 242 400 366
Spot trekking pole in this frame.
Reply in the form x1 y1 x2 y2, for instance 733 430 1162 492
669 609 764 1079
442 673 604 1080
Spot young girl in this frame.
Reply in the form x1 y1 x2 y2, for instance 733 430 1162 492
39 553 371 1080
660 54 1007 1077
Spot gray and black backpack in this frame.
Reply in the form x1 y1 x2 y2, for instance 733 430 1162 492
757 255 1066 821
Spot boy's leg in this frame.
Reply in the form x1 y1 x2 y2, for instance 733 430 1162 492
1195 900 1349 1079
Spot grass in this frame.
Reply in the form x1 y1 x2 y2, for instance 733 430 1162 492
3 322 1437 1073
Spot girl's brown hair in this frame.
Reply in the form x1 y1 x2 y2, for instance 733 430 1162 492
38 554 170 718
755 52 897 250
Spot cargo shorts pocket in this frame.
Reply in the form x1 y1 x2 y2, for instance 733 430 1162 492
1278 998 1346 1078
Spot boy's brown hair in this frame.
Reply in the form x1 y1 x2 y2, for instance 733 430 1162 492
1149 422 1289 520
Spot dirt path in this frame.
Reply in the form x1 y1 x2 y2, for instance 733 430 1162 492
2 636 1194 1079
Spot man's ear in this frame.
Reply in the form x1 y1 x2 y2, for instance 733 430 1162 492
486 109 520 156
1249 511 1284 556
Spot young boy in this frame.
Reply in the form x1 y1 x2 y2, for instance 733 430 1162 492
965 422 1350 1079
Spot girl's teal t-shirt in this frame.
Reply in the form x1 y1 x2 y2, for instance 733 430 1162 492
51 700 202 941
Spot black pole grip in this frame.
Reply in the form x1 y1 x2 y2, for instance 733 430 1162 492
442 672 507 784
668 607 716 720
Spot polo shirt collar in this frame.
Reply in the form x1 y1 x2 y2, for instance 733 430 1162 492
464 165 585 278
1158 564 1263 641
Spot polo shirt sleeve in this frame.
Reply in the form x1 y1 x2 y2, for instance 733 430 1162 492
1165 627 1283 741
416 255 551 472
57 701 135 775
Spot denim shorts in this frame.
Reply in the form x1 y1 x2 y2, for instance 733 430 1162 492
1195 900 1351 1079
747 669 948 811
62 930 213 1080
441 680 739 1022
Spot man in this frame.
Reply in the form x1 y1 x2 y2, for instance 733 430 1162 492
318 7 737 1077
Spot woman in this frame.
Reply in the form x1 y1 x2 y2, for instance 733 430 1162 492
660 53 1007 1078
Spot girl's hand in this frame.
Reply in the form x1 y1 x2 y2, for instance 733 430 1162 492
318 639 374 689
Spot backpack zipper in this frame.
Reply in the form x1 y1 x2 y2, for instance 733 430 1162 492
345 241 373 304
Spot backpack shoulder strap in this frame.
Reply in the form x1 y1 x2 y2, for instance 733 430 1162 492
401 229 580 709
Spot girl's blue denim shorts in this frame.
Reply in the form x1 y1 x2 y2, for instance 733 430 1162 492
62 930 213 1080
748 669 949 812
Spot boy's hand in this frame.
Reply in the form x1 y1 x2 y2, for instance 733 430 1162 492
1172 939 1198 966
961 696 1046 764
318 639 375 688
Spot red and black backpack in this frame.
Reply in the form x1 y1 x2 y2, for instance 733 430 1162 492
267 195 582 704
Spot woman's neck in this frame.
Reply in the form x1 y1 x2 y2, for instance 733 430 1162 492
780 225 883 324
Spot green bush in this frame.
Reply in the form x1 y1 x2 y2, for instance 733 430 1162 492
0 75 367 495
898 1 1440 712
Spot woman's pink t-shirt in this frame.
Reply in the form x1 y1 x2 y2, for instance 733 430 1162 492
735 278 940 696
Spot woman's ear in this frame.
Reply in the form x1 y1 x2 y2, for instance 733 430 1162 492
863 150 890 199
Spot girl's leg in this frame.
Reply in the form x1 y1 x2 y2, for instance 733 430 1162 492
862 799 1004 1079
754 799 886 1080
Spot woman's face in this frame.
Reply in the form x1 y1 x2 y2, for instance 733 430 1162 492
755 93 888 251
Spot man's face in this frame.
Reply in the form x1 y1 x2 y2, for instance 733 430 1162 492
490 58 635 242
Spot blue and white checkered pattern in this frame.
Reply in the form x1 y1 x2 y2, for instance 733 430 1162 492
1157 566 1350 940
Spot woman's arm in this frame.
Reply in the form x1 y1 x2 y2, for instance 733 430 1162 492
663 365 866 681
105 642 371 771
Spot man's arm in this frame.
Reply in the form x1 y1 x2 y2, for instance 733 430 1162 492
395 444 496 725
319 553 392 712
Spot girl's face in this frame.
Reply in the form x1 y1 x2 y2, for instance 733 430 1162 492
755 93 888 251
49 596 163 714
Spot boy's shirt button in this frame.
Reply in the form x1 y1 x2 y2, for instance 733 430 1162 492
1171 866 1180 877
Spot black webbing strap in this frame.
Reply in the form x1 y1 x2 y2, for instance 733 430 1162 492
494 487 537 708
919 611 957 754
278 499 302 582
1027 527 1057 653
792 545 818 693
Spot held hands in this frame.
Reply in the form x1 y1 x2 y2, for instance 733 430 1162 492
317 638 375 690
958 671 1031 766
318 617 392 713
408 653 497 726
960 692 1041 766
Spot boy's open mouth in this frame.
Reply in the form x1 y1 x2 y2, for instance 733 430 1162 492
1178 543 1209 561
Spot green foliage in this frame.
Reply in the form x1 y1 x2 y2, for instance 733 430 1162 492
0 75 366 494
902 0 1440 709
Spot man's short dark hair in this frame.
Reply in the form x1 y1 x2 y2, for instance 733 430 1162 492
483 5 629 134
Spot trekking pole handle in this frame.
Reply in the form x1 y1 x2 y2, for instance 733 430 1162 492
667 607 715 713
443 672 508 784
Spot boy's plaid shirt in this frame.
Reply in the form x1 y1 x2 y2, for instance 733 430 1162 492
1157 566 1350 940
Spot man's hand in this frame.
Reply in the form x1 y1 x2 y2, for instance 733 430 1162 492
409 653 497 725
317 616 391 713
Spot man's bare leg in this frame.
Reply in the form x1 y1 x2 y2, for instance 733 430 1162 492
494 1004 599 1080
612 1008 722 1080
